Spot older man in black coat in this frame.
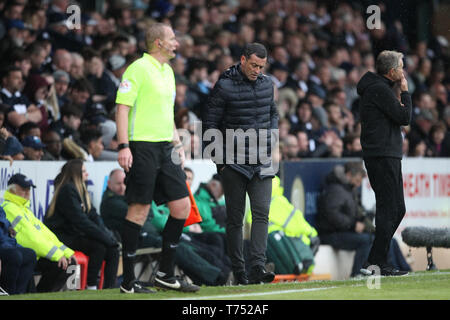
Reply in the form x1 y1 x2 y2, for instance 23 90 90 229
357 50 412 276
204 43 278 285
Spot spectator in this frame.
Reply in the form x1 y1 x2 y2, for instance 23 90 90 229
325 101 346 138
65 78 93 113
21 135 45 160
53 70 70 108
2 173 76 292
49 103 82 142
41 129 64 161
0 203 36 295
282 134 301 160
269 61 290 89
2 135 25 161
23 74 52 132
1 66 41 132
428 122 449 157
83 48 117 112
44 159 120 290
70 52 85 80
79 127 104 161
105 54 127 96
193 174 226 233
18 121 40 141
7 48 31 78
342 133 363 158
51 48 73 74
0 19 27 59
278 118 291 141
316 162 374 277
286 59 310 99
26 42 48 75
408 109 434 156
289 99 313 135
184 58 210 117
297 131 313 158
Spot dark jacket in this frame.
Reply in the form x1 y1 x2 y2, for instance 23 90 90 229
100 188 156 241
100 188 129 233
357 72 412 158
44 183 117 247
0 207 19 249
316 165 373 235
204 63 278 179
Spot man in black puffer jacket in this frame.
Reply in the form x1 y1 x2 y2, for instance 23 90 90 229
316 162 374 277
357 50 412 276
204 43 278 285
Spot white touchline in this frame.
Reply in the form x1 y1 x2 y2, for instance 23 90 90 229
166 286 338 300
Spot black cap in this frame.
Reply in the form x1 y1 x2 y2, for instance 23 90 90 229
8 173 36 189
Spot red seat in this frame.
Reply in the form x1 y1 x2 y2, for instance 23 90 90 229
73 251 105 290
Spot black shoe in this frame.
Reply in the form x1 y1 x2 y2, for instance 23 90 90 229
233 271 249 285
360 262 409 277
154 273 200 292
248 266 275 284
360 262 375 276
120 280 156 294
380 265 409 276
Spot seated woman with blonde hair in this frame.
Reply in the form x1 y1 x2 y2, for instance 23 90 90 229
45 159 120 290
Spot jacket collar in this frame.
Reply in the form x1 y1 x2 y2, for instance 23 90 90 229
4 190 30 207
381 74 396 87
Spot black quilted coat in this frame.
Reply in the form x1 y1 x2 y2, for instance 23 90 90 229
203 63 278 179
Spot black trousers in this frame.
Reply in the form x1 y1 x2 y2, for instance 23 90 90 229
363 157 406 266
319 232 373 277
69 237 120 288
221 166 272 273
0 247 36 294
35 258 77 292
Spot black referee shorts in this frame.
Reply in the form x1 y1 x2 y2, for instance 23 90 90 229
125 141 189 205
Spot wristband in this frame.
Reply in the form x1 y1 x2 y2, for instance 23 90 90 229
118 143 129 150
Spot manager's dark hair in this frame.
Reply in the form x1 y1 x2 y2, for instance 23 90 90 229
242 43 267 59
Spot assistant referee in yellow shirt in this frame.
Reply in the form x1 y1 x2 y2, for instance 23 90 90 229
115 23 199 293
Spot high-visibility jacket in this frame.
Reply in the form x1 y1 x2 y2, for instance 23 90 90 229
247 176 318 245
2 190 74 261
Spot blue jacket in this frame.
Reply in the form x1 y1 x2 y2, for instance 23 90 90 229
0 206 19 249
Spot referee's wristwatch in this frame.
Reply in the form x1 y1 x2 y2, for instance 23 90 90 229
118 143 129 151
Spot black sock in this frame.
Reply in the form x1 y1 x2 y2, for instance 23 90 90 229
121 219 141 286
159 216 186 278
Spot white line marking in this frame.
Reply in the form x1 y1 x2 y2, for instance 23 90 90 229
166 286 338 300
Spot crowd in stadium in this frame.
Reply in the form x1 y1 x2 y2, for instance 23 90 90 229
0 0 448 163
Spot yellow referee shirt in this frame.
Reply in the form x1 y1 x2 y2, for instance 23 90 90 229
116 53 176 142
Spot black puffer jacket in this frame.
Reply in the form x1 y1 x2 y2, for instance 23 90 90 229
204 63 278 179
44 183 118 248
357 71 412 159
316 165 360 235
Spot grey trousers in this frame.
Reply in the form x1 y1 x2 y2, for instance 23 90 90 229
221 166 272 273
